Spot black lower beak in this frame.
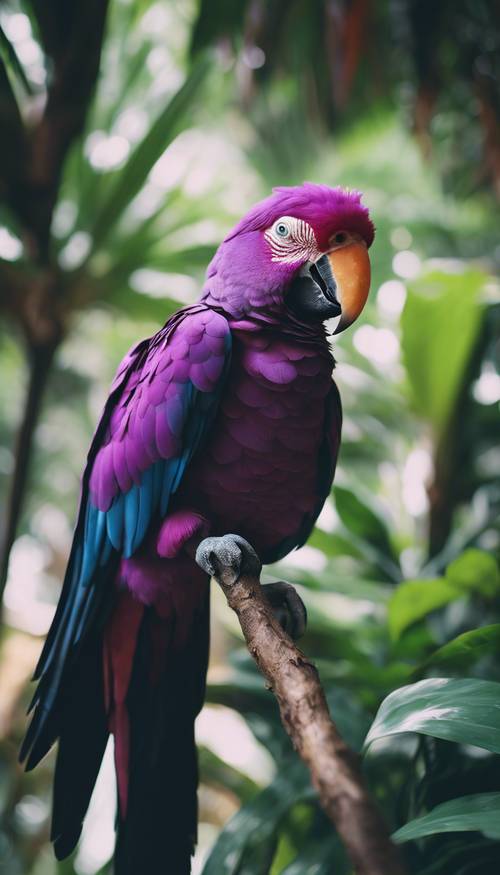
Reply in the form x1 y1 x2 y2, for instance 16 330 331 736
285 254 341 323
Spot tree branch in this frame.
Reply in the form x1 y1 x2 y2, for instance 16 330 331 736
200 540 408 875
0 337 59 609
0 1 111 612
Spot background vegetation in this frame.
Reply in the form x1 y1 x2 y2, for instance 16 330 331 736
0 1 499 873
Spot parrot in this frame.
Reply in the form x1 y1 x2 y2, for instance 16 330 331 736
20 183 374 874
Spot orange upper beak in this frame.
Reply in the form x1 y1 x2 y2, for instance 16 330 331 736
327 241 371 334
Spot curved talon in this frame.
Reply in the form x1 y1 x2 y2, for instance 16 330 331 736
262 581 307 640
195 534 262 584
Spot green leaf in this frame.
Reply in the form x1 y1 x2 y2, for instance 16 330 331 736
393 793 500 843
198 746 259 804
388 578 463 641
333 486 400 581
446 550 500 598
364 678 500 754
97 285 180 323
147 244 217 273
334 485 392 549
401 269 484 437
201 760 313 875
89 56 210 249
281 834 349 874
419 624 500 672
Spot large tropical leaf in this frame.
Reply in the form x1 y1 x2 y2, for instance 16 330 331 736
393 793 500 843
401 269 484 438
364 678 500 754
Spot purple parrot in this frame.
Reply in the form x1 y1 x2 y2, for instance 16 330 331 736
21 183 374 873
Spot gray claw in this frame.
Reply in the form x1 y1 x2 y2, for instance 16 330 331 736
195 534 262 584
262 581 307 640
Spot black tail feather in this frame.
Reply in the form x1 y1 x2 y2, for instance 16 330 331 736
114 594 210 875
51 628 109 859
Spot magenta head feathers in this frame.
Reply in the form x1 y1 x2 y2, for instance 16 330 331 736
203 182 374 330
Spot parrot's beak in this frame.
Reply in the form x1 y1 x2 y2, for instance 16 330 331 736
327 241 371 334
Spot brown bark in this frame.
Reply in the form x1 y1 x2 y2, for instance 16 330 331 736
210 561 408 875
0 2 111 609
0 337 59 605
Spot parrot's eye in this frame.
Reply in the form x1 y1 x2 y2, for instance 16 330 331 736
273 220 291 238
265 215 316 262
331 231 348 247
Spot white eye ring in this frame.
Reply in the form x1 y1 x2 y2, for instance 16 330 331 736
273 219 291 238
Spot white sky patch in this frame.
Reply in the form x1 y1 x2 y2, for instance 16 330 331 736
113 107 148 143
316 498 338 532
353 325 400 367
2 536 55 635
402 447 432 516
52 199 78 238
377 280 407 318
334 362 373 390
140 2 172 36
0 227 23 260
324 314 342 335
1 12 31 41
85 131 130 171
150 128 249 200
196 705 274 784
130 269 198 303
15 36 43 66
75 740 116 875
242 45 266 69
0 11 46 86
286 544 328 572
392 250 421 279
146 46 172 76
473 365 500 405
58 231 92 270
150 129 198 190
14 794 49 835
31 503 72 553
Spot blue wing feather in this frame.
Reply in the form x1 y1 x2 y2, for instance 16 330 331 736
21 308 232 770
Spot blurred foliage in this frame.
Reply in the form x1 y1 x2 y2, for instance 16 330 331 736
191 0 500 197
0 1 499 875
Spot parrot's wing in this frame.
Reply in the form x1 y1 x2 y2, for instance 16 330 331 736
274 378 342 559
21 304 231 769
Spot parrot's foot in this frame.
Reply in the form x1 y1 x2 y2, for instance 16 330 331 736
261 581 307 640
195 535 307 639
195 534 262 583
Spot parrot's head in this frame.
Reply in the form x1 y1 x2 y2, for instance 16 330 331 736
204 182 374 333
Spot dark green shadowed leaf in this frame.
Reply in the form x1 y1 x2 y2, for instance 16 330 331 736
418 624 500 672
281 834 349 875
333 485 401 580
97 285 181 323
334 485 392 549
201 760 314 875
392 792 500 843
198 745 259 804
364 678 500 754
